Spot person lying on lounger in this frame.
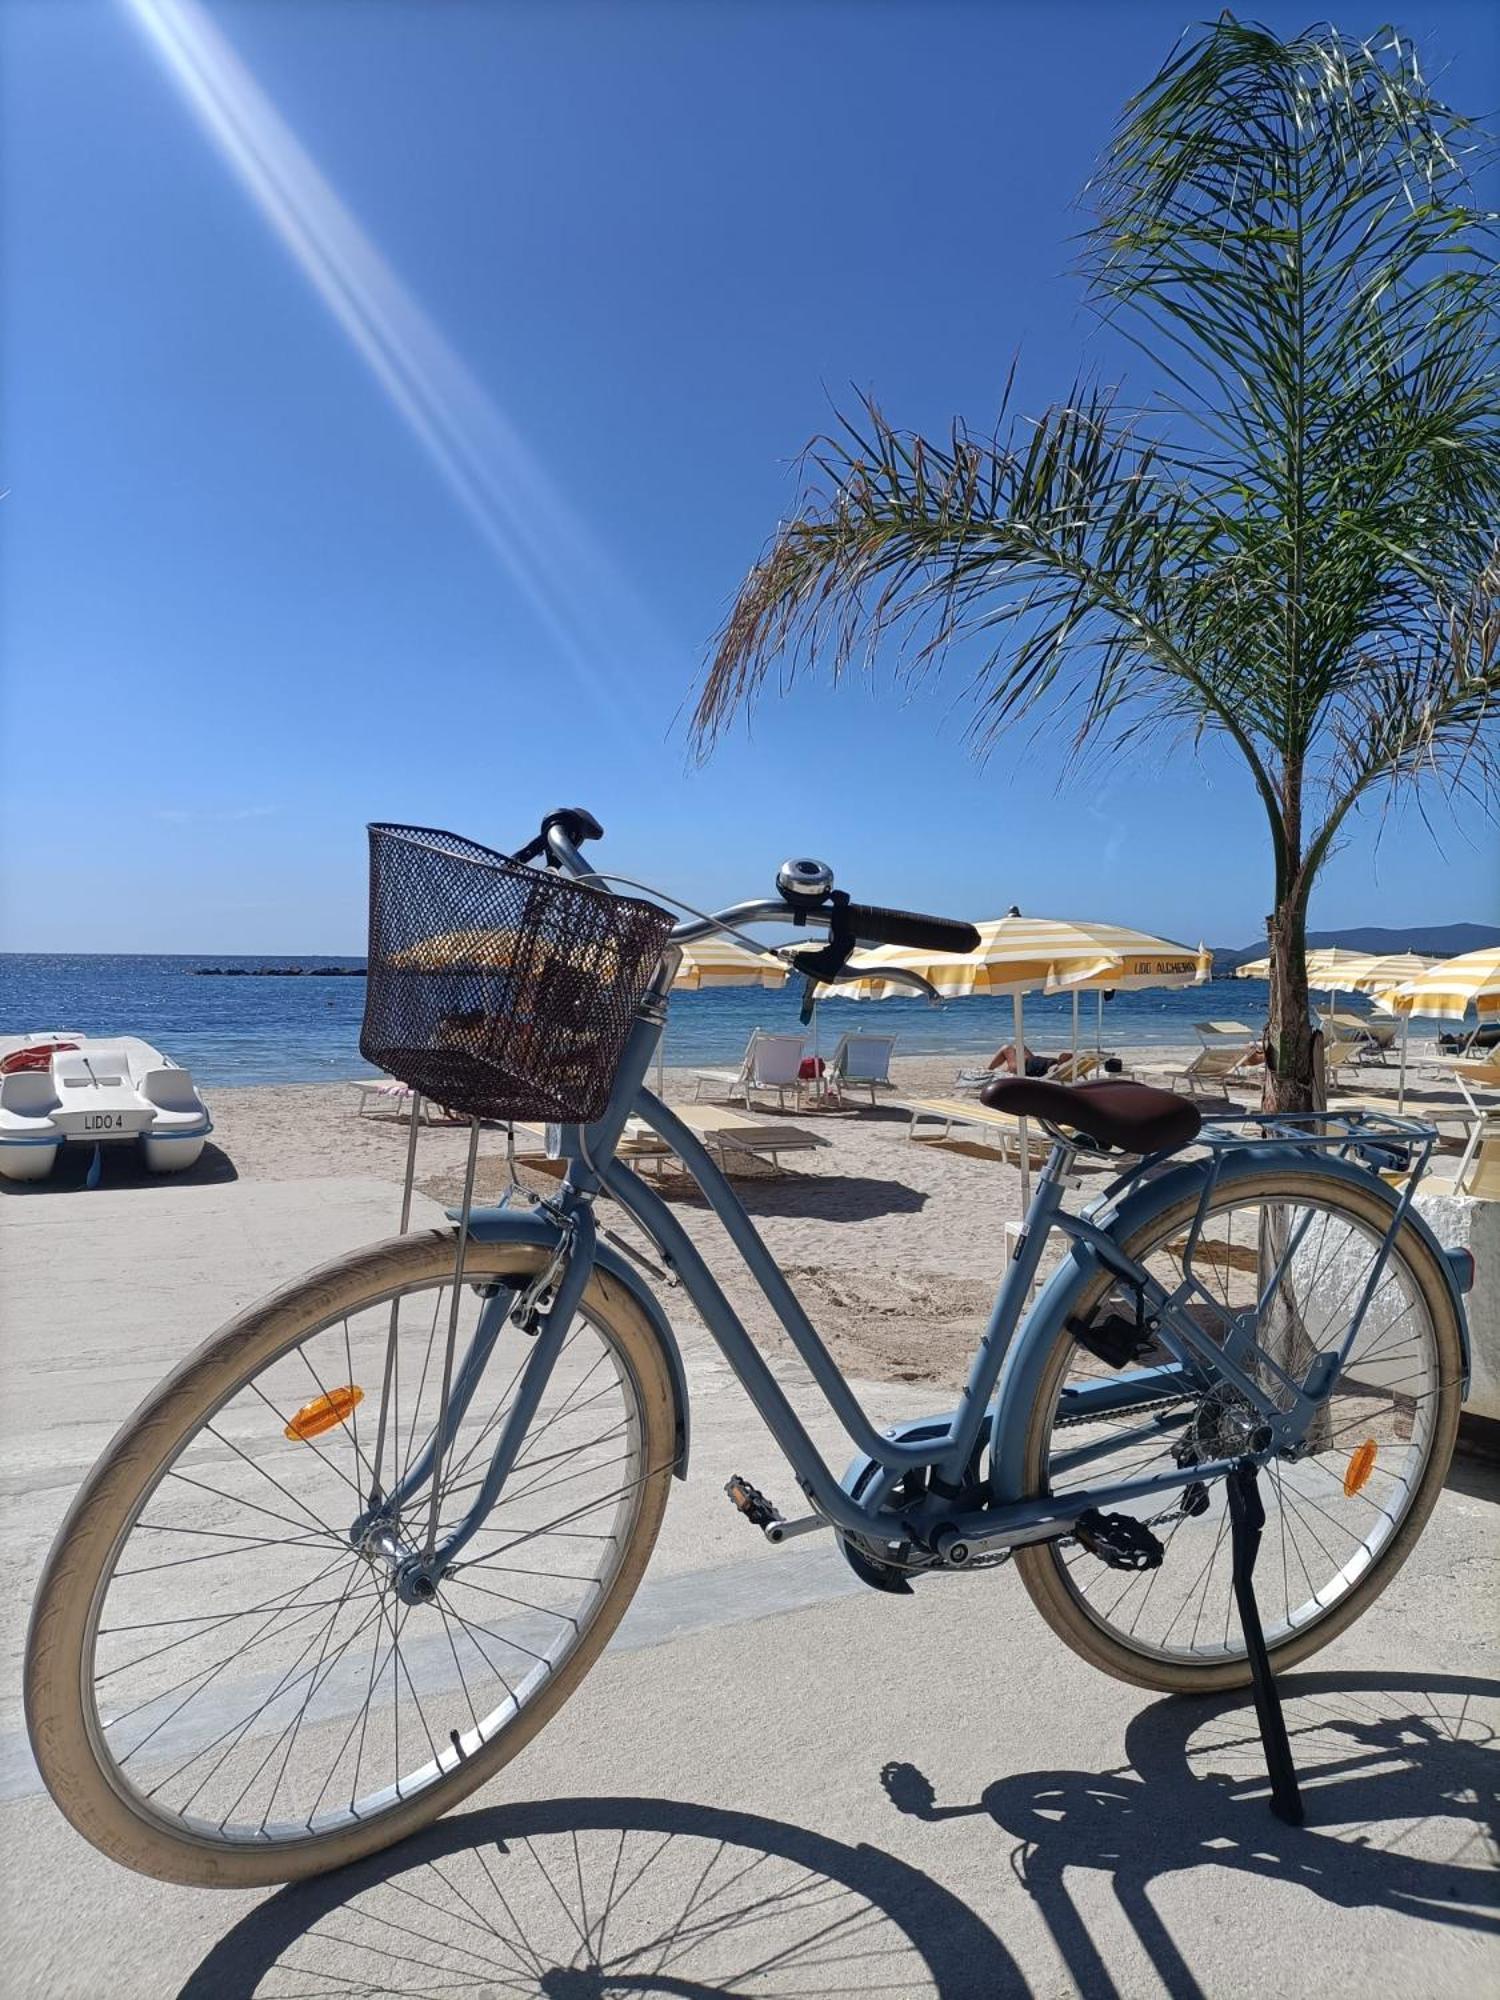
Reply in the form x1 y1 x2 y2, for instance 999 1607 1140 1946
986 1043 1072 1078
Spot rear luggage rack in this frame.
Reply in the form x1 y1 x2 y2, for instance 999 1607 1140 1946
1194 1106 1440 1151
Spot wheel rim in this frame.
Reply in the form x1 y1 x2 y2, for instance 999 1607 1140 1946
79 1266 651 1848
1034 1188 1442 1667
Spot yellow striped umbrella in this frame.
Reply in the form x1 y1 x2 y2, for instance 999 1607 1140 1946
1042 925 1209 1060
1341 952 1438 992
1372 946 1500 1108
1378 945 1500 1021
670 937 788 991
1235 946 1382 993
848 915 1123 1001
848 915 1204 1202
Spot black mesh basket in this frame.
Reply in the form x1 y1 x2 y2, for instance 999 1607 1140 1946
360 824 677 1124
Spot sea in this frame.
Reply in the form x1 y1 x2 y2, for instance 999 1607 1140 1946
0 954 1323 1088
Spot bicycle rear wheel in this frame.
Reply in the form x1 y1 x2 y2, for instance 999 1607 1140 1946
1014 1170 1463 1692
25 1232 678 1886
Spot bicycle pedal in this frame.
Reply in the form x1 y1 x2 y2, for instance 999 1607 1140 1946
725 1474 779 1531
1073 1508 1163 1571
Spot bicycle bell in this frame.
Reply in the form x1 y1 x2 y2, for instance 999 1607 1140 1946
776 857 834 904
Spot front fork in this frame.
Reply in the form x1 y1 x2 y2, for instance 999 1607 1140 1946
350 1204 599 1604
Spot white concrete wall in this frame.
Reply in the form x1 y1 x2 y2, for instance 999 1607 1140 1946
1416 1190 1500 1421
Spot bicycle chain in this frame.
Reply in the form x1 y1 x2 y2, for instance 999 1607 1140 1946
846 1391 1206 1574
1055 1390 1195 1429
1055 1389 1210 1539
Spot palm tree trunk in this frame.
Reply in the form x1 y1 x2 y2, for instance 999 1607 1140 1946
1262 899 1314 1113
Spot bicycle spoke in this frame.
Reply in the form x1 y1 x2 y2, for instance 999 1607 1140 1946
76 1260 654 1850
1042 1182 1442 1668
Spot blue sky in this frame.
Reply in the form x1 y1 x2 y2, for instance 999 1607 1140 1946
4 0 1497 954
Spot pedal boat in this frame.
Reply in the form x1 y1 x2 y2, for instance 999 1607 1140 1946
0 1033 212 1182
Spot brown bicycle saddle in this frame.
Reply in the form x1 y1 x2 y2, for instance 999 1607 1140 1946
978 1076 1202 1155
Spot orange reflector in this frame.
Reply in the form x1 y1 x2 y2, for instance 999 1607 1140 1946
1344 1438 1378 1497
285 1385 364 1441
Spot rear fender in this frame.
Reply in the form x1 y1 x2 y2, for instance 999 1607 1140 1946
990 1145 1472 1504
453 1203 690 1476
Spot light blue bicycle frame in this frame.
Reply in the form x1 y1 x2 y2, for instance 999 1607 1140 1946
362 859 1470 1594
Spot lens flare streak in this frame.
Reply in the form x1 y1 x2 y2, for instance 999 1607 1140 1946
123 0 667 729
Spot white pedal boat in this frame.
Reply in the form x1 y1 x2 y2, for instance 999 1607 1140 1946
0 1033 212 1183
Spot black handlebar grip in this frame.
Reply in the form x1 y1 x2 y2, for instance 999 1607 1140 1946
543 807 604 845
842 905 981 955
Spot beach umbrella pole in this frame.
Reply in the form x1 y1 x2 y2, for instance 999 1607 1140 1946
1398 1014 1409 1114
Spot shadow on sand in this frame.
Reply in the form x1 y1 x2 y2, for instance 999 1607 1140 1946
0 1140 237 1196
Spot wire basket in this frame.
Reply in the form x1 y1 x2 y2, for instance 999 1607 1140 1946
360 824 676 1124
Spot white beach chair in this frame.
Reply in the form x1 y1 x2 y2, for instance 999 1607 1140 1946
1410 1110 1500 1201
1168 1043 1260 1098
1321 1010 1396 1064
1193 1020 1257 1047
825 1033 897 1106
1049 1050 1107 1084
694 1030 807 1111
900 1097 1053 1165
1319 1037 1364 1087
355 1078 444 1123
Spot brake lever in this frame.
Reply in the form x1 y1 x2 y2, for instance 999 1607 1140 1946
785 894 856 1022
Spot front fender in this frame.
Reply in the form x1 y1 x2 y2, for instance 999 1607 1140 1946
453 1202 690 1477
990 1146 1471 1503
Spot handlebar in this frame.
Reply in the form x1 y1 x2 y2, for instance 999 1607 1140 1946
842 904 980 955
535 807 979 980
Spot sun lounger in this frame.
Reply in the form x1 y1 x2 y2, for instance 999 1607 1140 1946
1451 1056 1500 1097
1320 1037 1364 1087
1321 1010 1396 1063
695 1030 806 1111
625 1104 828 1177
1048 1050 1112 1084
508 1103 828 1179
823 1033 897 1106
1166 1044 1259 1097
355 1079 447 1123
1408 1110 1500 1201
1193 1020 1257 1046
901 1097 1053 1164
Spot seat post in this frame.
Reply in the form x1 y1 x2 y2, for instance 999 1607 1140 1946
1035 1133 1080 1202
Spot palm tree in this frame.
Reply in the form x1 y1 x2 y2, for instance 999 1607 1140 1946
693 18 1499 1110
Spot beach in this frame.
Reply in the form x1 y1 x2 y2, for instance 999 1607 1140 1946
79 1041 1473 1394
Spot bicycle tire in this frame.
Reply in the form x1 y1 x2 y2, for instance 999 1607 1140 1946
1013 1169 1464 1693
25 1231 677 1887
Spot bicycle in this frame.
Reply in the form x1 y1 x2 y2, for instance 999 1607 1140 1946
25 811 1473 1887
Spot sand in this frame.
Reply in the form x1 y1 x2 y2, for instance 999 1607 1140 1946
79 1043 1468 1394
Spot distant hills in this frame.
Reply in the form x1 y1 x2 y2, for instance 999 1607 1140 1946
1212 921 1500 979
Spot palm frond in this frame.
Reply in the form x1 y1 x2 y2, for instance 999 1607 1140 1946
693 16 1499 1060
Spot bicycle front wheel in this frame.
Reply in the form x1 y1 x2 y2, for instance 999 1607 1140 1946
25 1231 678 1886
1014 1169 1463 1693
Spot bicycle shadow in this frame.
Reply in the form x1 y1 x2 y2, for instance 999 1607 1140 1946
177 1793 1019 1998
882 1668 1499 2000
641 1172 930 1222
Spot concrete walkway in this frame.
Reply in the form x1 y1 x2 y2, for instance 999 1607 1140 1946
1 1176 1495 1996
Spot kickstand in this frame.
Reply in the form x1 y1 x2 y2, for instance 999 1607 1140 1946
1225 1457 1304 1827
